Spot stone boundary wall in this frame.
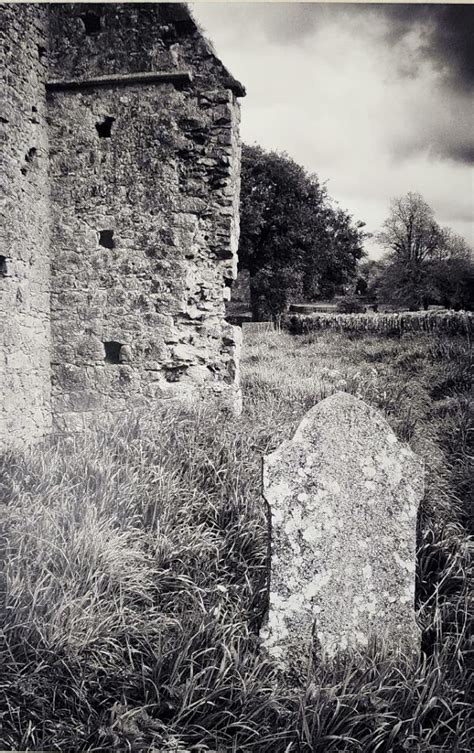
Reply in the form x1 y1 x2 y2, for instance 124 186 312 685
285 310 473 337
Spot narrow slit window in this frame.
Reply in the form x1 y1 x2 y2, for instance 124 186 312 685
96 116 115 138
0 256 8 276
104 341 122 364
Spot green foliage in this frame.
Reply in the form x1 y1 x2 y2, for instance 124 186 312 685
337 296 366 314
376 192 474 310
356 259 386 303
251 263 303 321
239 144 367 320
0 331 472 751
428 256 474 311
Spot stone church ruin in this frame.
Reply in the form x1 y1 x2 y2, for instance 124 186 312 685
1 2 245 448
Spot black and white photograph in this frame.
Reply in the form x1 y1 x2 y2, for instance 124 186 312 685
0 1 473 750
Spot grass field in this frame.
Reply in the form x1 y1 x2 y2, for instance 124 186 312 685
0 329 472 751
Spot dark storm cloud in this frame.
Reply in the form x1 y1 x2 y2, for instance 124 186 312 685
392 137 474 167
260 3 474 165
378 4 474 92
262 4 474 92
379 4 474 165
438 142 474 166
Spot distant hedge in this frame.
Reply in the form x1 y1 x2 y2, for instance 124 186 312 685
284 310 473 336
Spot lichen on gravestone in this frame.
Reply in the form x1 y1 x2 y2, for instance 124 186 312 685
261 391 424 671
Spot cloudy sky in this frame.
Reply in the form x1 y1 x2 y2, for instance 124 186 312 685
191 2 473 258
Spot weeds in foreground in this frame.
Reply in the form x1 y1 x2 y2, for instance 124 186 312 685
0 331 472 751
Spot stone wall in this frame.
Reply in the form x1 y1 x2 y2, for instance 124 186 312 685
47 3 244 432
0 3 245 447
0 4 52 447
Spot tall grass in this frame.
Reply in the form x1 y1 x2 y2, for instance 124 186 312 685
0 330 472 751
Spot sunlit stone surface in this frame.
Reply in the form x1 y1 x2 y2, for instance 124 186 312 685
261 392 423 669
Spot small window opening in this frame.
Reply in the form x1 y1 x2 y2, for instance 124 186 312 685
81 12 102 35
95 116 115 138
37 45 47 59
25 147 37 163
0 256 8 276
224 278 232 288
104 341 123 364
99 229 115 249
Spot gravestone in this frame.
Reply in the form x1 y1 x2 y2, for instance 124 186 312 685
261 391 423 669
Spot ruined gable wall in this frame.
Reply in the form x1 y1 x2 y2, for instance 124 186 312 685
47 3 243 433
0 4 52 448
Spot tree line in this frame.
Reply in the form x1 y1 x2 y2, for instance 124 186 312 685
238 145 473 319
238 144 366 319
362 192 473 312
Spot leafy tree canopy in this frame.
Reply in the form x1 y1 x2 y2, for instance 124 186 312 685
374 192 474 310
238 144 367 319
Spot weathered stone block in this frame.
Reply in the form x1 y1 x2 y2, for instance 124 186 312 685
184 365 213 384
173 343 197 363
262 392 423 669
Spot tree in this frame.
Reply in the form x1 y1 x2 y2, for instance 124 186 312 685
376 193 474 310
378 192 442 265
376 192 473 311
427 231 474 310
356 259 387 302
251 265 303 321
438 229 472 261
376 192 443 310
238 144 367 320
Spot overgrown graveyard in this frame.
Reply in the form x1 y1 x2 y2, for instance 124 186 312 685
0 328 472 751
